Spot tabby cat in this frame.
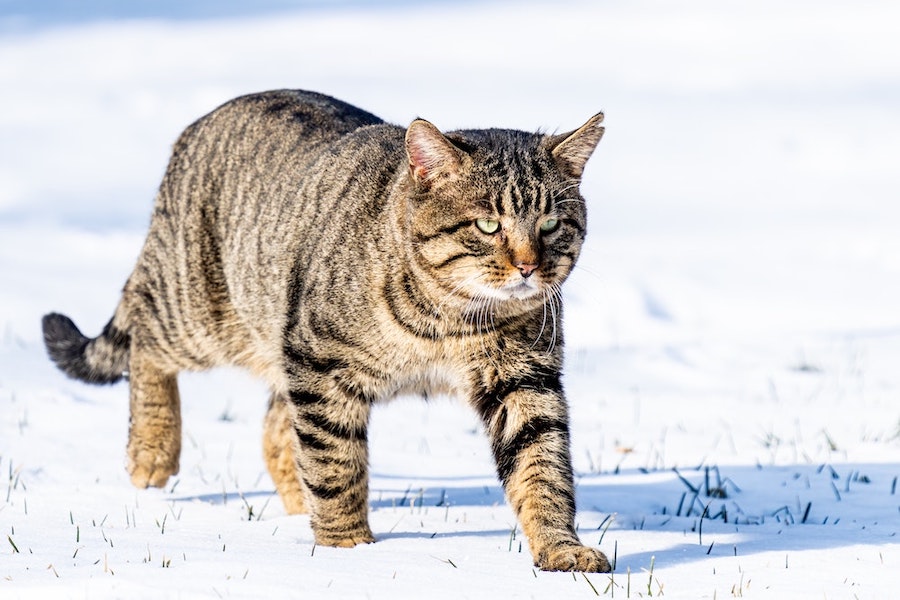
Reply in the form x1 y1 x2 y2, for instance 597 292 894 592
42 90 607 572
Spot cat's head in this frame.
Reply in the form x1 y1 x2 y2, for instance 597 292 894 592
404 113 604 312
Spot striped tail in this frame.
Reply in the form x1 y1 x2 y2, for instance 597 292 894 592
42 312 130 384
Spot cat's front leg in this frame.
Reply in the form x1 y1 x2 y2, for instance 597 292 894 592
477 381 610 572
288 387 374 547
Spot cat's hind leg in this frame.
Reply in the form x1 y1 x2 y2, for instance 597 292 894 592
126 351 181 488
263 392 308 514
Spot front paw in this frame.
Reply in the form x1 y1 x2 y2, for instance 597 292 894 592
536 543 611 572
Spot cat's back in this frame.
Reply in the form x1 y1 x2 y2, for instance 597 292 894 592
171 89 384 169
129 91 388 375
195 89 382 141
150 88 391 283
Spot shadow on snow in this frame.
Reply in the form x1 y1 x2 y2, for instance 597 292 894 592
172 461 898 570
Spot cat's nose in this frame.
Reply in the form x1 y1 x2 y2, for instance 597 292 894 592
516 263 539 278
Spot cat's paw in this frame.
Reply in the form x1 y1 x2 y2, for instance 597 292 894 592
127 451 179 489
314 528 376 548
535 544 611 572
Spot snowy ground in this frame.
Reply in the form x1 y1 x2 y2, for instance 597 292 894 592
2 1 899 598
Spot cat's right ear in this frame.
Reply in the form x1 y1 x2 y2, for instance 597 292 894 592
405 119 463 187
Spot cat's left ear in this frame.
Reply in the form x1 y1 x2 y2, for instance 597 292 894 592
547 112 605 179
405 119 464 187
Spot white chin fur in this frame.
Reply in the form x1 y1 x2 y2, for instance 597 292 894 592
475 279 541 301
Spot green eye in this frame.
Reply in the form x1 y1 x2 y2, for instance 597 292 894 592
475 218 501 234
540 218 560 233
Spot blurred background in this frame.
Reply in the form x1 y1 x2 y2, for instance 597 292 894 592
2 0 898 364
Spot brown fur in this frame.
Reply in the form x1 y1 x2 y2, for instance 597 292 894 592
42 89 607 571
262 393 308 515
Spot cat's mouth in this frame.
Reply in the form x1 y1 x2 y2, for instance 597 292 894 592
505 279 541 300
474 278 542 301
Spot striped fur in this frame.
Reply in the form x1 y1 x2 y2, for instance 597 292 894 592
41 89 607 571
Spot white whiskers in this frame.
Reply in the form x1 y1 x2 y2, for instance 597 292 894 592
532 282 562 355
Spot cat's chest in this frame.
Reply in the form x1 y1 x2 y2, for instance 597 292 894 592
347 322 497 403
384 362 467 402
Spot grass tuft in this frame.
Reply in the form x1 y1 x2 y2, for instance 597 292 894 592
645 555 655 597
831 481 842 502
597 514 615 546
581 572 599 596
698 503 710 546
156 513 168 534
801 502 812 524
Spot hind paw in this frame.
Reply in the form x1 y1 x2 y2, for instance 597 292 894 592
314 530 376 548
127 451 179 489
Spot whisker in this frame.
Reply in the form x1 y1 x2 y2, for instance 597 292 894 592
532 287 550 350
546 283 562 356
554 198 586 208
572 263 605 282
557 181 582 195
435 270 486 317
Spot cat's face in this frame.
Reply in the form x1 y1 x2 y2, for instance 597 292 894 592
412 149 586 306
405 116 603 312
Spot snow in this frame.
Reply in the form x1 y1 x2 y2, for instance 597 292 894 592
2 1 899 597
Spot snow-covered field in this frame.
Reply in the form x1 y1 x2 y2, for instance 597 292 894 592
2 1 899 597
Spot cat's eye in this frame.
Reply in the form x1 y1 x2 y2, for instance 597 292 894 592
475 218 501 234
539 218 560 234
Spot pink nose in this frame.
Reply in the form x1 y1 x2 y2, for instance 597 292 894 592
516 263 539 278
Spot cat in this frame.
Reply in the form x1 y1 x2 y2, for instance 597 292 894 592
42 89 607 572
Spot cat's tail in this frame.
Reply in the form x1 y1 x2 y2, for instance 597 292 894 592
42 312 130 384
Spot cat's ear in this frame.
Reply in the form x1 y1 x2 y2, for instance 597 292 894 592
547 112 605 179
405 119 463 186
